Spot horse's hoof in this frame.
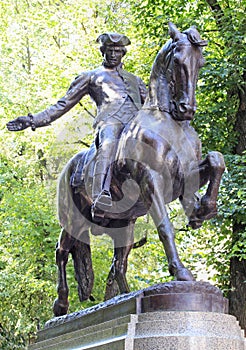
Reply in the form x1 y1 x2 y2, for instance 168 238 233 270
188 218 203 229
53 298 69 317
175 267 195 281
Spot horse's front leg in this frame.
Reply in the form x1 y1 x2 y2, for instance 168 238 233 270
104 221 135 300
148 173 194 281
53 228 76 316
155 206 195 281
188 151 225 228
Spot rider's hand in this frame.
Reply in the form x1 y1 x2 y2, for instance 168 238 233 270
6 116 32 131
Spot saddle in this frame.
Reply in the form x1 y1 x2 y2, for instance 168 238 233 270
70 142 97 189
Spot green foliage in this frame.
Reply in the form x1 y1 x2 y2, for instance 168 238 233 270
217 154 246 257
0 152 59 348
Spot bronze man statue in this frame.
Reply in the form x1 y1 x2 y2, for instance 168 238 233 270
7 33 147 216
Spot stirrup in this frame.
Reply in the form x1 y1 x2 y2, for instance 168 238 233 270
93 190 112 209
91 205 105 223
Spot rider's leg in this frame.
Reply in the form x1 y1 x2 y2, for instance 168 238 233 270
92 157 112 206
92 122 122 209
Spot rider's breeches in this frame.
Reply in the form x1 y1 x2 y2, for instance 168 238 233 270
92 122 123 200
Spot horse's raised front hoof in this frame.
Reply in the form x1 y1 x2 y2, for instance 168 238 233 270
53 298 69 317
188 218 203 229
175 267 195 281
200 196 218 219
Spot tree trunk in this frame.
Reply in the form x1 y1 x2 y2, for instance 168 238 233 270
229 70 246 334
229 255 246 336
234 70 246 155
205 0 246 334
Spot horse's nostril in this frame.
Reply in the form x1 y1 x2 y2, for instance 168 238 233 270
179 103 188 113
179 103 196 115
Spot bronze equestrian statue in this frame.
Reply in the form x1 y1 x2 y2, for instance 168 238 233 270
7 23 225 317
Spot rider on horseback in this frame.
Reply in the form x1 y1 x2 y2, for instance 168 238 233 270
7 32 147 218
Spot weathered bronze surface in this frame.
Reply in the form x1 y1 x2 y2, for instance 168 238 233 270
141 281 228 314
7 23 225 317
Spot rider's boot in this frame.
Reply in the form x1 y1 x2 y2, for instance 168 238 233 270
92 172 112 208
91 159 112 221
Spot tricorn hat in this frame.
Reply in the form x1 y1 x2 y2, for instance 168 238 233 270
96 33 131 47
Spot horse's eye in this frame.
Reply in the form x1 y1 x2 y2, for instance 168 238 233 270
173 55 180 64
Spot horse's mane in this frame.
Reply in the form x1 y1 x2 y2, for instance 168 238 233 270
144 39 173 112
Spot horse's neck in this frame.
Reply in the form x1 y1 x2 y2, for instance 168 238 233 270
145 39 174 112
144 52 171 112
144 81 170 112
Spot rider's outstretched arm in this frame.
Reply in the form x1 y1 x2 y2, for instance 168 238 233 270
7 72 91 132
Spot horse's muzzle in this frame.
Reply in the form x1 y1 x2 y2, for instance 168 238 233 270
172 102 196 121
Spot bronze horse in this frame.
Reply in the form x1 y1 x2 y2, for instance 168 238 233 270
54 23 225 317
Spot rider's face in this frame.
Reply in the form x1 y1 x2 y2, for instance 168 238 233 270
104 46 124 68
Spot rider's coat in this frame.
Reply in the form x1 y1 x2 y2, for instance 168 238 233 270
32 66 147 129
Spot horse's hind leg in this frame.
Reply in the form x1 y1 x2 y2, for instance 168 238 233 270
70 230 94 303
104 245 132 300
53 228 76 316
104 221 135 300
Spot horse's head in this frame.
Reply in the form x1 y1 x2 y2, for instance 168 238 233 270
146 22 207 121
168 22 207 121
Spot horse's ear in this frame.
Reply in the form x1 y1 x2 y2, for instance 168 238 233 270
168 22 181 41
184 26 208 47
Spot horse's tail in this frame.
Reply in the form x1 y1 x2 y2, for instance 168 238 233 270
70 231 94 302
57 150 94 301
57 150 88 238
